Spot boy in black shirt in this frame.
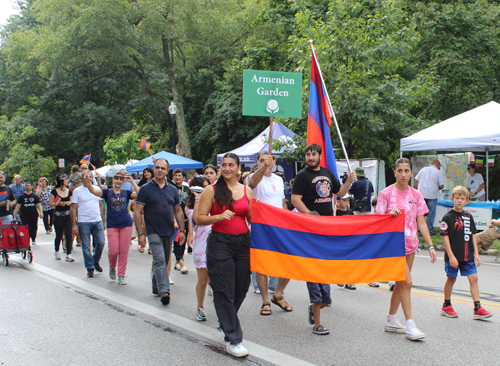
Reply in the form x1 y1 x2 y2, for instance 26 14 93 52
439 186 491 320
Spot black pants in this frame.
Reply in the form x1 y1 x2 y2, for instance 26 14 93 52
43 210 54 231
207 231 251 344
54 214 73 254
21 213 38 242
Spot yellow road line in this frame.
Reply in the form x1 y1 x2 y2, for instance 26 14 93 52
358 284 500 311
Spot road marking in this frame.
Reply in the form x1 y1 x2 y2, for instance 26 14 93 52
358 284 500 311
10 257 315 366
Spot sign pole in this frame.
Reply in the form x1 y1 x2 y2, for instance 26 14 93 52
269 117 274 153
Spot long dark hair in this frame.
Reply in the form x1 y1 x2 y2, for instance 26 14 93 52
55 173 68 188
214 153 239 210
138 167 154 187
186 175 208 209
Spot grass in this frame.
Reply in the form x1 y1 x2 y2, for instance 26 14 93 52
418 229 500 252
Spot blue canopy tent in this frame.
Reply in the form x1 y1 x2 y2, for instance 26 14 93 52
217 122 299 181
126 151 203 172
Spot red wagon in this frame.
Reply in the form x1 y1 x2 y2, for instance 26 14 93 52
0 219 32 266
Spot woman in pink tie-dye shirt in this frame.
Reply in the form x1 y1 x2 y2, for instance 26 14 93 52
376 158 437 341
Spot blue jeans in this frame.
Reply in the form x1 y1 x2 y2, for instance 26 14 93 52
425 198 437 235
78 221 105 269
251 272 278 292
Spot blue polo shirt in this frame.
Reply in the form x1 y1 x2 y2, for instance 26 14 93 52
136 179 180 236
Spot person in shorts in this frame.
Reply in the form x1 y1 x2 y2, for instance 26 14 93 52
475 218 500 251
439 186 492 320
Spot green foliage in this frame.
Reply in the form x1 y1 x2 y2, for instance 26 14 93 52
103 130 153 165
0 115 57 181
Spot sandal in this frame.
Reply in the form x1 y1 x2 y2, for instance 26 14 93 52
181 266 188 274
312 325 330 335
271 295 292 312
260 302 272 316
138 245 145 253
174 263 181 271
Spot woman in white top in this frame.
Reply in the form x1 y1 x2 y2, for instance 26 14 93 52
466 163 485 201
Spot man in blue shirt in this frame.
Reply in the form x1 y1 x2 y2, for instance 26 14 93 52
11 175 25 221
134 159 185 306
349 167 374 214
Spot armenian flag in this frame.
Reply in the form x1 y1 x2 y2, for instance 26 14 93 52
53 196 61 206
250 200 406 284
80 154 91 165
307 49 338 179
140 139 151 151
0 191 9 202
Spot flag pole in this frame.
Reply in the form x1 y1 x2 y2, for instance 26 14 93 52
308 40 352 173
269 117 274 153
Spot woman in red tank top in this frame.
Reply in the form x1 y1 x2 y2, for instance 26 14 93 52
196 153 254 358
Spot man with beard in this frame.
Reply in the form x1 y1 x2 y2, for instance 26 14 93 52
291 144 356 335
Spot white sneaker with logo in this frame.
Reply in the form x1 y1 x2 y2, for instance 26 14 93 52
55 251 61 260
405 319 425 340
226 342 249 357
384 314 406 333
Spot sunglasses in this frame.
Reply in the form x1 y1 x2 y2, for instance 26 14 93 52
59 175 68 180
114 176 124 181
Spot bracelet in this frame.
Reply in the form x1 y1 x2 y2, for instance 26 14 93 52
428 246 436 251
138 233 145 237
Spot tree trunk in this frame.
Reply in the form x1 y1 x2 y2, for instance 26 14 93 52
162 35 192 158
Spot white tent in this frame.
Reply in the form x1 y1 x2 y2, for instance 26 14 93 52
400 101 500 199
400 101 500 152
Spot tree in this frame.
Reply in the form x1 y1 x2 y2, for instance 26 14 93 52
291 0 434 160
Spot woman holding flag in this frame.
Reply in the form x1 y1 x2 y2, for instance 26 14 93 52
376 158 437 341
49 173 74 262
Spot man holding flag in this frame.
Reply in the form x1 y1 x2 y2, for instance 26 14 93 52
291 144 356 335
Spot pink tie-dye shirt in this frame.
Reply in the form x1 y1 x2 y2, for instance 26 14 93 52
376 184 428 255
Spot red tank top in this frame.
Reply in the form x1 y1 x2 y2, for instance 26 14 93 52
210 184 249 235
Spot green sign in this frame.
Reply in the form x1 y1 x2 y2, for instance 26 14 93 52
242 69 302 118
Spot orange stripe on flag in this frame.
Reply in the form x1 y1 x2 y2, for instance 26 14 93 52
250 249 406 284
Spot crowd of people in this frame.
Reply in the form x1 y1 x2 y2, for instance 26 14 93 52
0 149 494 358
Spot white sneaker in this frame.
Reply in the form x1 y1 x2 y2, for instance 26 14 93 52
65 254 74 262
118 276 127 285
226 342 249 357
405 319 425 340
169 278 174 285
385 314 406 333
207 285 213 296
55 251 61 260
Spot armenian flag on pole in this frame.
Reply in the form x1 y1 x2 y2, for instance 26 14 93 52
307 48 339 179
140 139 151 151
250 200 406 284
80 154 91 165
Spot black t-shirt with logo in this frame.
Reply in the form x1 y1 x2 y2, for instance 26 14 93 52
292 166 341 216
440 209 477 262
17 192 40 217
0 186 15 216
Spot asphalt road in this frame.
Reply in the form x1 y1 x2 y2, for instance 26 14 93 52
1 222 499 366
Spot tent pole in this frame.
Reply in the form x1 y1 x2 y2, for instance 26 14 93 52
486 148 489 201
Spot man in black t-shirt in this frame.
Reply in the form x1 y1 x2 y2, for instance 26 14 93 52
0 171 16 225
291 143 356 335
172 168 190 271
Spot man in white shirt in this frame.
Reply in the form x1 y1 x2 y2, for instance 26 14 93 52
248 151 292 315
414 159 444 235
72 172 106 277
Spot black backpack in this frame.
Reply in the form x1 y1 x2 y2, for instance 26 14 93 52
354 178 369 211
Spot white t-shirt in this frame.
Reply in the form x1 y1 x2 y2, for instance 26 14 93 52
249 173 285 209
415 165 445 199
72 186 103 223
467 173 485 198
